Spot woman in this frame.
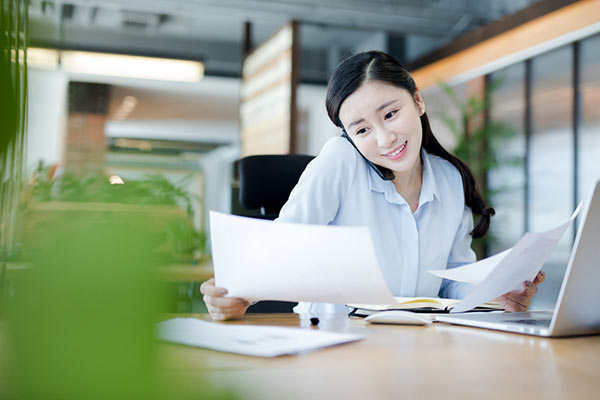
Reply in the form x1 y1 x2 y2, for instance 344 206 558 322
201 51 544 320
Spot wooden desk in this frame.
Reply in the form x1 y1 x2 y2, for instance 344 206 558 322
157 313 600 400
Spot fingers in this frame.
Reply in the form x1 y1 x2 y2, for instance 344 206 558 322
518 281 538 297
501 282 538 312
499 293 528 312
200 278 250 321
203 294 249 309
200 278 228 296
533 270 546 285
206 301 249 321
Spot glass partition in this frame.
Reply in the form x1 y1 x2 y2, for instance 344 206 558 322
579 34 600 204
488 63 526 254
529 45 574 265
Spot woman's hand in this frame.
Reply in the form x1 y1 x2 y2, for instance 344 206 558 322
200 278 251 320
493 271 546 312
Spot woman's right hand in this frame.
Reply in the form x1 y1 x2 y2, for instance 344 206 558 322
200 278 250 320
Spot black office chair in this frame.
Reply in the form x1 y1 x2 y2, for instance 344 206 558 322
237 154 315 313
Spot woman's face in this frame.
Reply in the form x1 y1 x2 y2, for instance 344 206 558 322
338 80 425 178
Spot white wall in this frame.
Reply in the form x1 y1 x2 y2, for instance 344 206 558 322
26 68 68 172
296 83 339 155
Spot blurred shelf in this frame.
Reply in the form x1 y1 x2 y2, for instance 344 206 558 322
1 262 28 279
29 201 186 216
159 262 214 282
2 262 213 283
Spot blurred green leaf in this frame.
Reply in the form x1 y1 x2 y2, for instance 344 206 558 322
437 74 522 256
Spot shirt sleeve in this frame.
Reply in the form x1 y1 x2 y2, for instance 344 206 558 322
438 205 477 300
276 137 358 225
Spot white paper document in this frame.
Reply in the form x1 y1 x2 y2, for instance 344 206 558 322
429 249 512 286
210 211 397 305
429 204 581 313
157 318 364 357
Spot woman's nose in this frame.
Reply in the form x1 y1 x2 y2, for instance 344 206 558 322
376 127 397 148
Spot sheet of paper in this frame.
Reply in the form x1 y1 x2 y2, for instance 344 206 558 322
210 211 397 305
449 204 581 313
429 249 512 285
157 318 364 357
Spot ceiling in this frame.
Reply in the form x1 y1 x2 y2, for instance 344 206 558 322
29 0 543 83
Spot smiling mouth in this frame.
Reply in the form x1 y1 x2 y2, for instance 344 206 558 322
384 141 407 157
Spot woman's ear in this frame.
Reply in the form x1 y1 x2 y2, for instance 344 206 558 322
414 90 426 116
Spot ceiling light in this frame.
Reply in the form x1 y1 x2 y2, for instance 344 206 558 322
114 95 138 120
109 175 124 185
27 48 204 82
27 47 59 70
61 51 204 82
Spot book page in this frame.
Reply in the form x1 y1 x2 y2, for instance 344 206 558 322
347 297 461 311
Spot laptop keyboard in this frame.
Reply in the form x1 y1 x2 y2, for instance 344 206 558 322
503 318 551 327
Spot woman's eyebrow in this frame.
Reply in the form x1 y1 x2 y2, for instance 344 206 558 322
348 99 399 128
376 99 399 112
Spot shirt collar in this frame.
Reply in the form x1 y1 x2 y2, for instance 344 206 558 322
367 149 440 206
419 149 440 206
367 163 387 194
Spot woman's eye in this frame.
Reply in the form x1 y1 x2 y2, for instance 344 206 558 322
384 110 397 120
356 128 367 135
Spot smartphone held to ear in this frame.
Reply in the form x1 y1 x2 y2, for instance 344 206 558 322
341 131 394 181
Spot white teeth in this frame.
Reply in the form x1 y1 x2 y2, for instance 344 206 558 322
388 142 406 156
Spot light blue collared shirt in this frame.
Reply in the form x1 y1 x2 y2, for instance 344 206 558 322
277 136 476 314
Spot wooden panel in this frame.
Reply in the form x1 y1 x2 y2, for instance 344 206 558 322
412 1 600 90
240 22 299 156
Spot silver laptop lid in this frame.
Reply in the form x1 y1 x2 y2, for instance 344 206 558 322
549 179 600 336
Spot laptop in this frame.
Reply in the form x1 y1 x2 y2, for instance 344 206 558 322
436 179 600 337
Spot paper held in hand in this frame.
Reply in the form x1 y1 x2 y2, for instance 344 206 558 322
209 211 397 305
429 203 582 313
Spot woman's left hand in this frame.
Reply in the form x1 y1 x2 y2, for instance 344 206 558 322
493 270 546 312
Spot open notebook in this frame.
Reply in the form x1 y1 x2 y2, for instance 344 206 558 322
347 297 503 317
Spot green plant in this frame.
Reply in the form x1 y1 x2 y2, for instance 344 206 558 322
1 0 28 298
24 163 208 262
166 219 208 261
438 76 520 256
30 162 196 210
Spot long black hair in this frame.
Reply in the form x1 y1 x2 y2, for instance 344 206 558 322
325 51 494 238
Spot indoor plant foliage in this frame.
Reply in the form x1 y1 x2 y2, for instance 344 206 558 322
438 77 520 256
22 162 208 263
0 0 28 297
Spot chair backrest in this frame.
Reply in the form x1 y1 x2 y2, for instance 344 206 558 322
238 154 314 219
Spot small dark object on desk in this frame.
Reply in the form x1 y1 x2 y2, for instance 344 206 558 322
310 317 320 326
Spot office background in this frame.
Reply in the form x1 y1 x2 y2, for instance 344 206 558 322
18 0 600 311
